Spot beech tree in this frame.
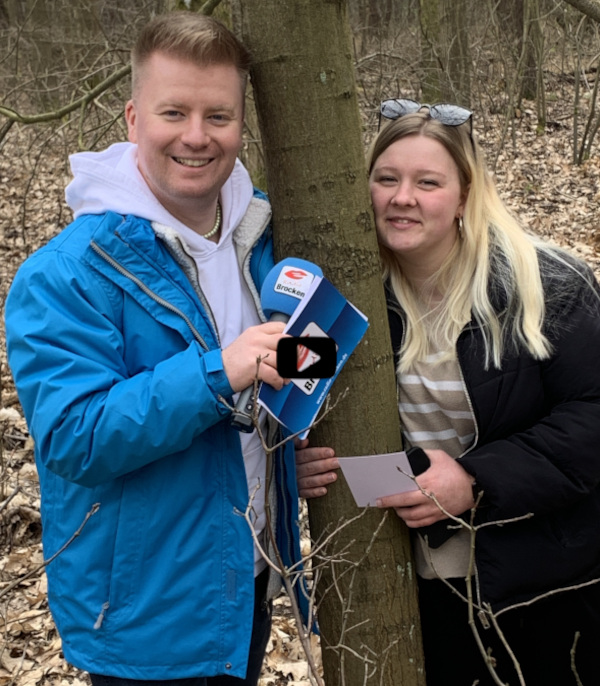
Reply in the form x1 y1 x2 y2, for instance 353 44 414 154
237 2 425 685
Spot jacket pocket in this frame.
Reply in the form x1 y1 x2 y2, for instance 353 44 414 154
102 473 147 626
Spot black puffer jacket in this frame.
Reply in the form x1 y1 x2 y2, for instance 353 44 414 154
387 255 600 613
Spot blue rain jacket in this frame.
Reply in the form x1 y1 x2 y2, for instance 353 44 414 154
5 199 304 679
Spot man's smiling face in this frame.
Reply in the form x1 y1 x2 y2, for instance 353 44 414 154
125 51 244 222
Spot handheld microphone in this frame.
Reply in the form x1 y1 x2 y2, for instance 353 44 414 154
230 257 323 432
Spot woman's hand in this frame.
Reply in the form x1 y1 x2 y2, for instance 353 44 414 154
376 449 475 528
295 438 339 498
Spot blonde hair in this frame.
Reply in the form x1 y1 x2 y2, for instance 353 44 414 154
131 12 251 96
368 113 553 372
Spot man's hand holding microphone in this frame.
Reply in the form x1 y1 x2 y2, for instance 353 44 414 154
222 321 289 394
228 258 322 432
224 256 340 494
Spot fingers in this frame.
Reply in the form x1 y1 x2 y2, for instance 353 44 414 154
415 450 476 516
375 448 475 527
376 491 448 527
295 445 337 470
376 490 425 512
222 323 288 392
295 444 339 499
297 465 339 498
393 504 448 528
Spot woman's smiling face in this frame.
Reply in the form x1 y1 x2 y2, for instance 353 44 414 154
370 134 467 277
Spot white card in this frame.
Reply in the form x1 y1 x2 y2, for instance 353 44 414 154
338 451 419 507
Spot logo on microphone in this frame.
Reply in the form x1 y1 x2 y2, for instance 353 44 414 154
285 269 308 280
277 322 337 392
273 265 315 300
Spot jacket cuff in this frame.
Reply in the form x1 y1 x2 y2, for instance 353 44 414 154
201 348 234 400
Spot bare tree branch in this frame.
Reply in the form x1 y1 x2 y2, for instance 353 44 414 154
0 64 131 126
200 0 223 14
562 0 600 23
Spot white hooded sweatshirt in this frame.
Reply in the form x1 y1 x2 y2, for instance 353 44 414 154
66 142 269 573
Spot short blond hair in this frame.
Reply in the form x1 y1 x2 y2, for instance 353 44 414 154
131 12 251 95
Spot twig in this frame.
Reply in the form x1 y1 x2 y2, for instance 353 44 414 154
0 118 15 147
262 388 350 453
0 487 20 516
414 482 523 685
243 482 325 686
299 510 369 572
487 606 526 686
1 608 50 629
0 503 100 600
571 631 583 686
6 639 29 686
496 576 600 616
320 511 400 683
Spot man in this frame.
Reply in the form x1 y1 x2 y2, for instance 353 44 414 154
5 12 325 686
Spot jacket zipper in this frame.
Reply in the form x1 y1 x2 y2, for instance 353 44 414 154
90 241 210 352
454 330 485 615
160 234 222 346
93 601 109 630
456 341 480 458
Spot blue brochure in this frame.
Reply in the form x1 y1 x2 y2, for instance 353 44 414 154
258 276 369 438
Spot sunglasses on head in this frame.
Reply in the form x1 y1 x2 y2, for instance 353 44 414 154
379 98 473 135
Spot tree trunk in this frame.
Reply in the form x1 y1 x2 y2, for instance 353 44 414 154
516 0 545 104
419 0 471 105
419 0 443 102
445 0 471 106
493 0 542 106
528 0 546 129
237 2 425 686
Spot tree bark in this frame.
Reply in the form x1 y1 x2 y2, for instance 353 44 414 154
419 0 471 105
445 0 471 106
419 0 443 102
238 2 425 686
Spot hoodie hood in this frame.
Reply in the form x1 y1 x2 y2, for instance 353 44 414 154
65 142 254 246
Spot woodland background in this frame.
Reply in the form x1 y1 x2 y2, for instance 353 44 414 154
1 0 600 684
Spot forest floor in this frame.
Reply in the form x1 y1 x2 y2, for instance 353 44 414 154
1 95 600 685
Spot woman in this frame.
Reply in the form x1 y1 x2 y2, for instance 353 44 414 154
297 100 600 685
